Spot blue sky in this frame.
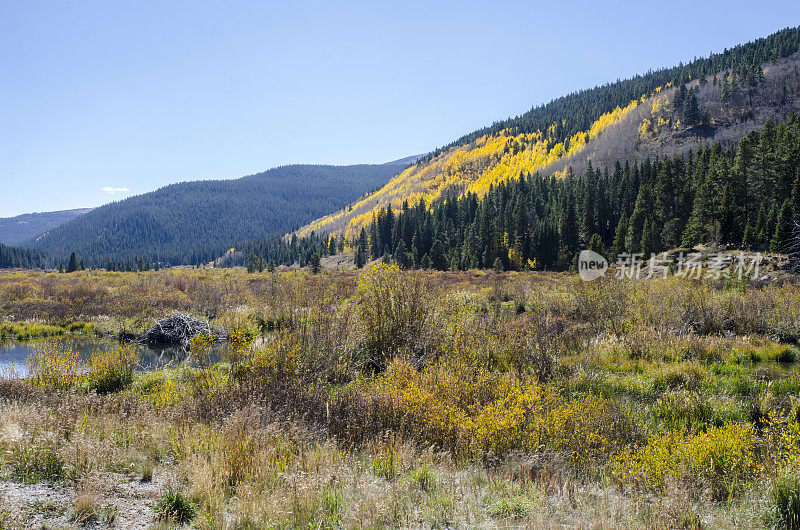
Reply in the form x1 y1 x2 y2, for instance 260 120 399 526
1 1 799 218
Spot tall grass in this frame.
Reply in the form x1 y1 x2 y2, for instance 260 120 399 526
85 344 138 393
26 339 82 389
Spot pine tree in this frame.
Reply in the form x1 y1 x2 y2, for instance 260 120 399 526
310 253 321 274
752 204 768 248
421 253 431 269
640 218 654 257
771 199 794 252
742 215 756 249
626 188 648 252
355 228 368 268
395 240 412 269
681 204 705 248
429 238 447 270
66 252 79 273
587 233 605 256
762 205 778 245
611 216 628 257
560 195 579 256
674 83 687 112
683 93 701 126
792 174 800 216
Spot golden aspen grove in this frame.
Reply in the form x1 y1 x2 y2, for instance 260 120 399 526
297 98 643 240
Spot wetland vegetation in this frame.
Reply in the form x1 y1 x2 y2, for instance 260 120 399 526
0 266 799 527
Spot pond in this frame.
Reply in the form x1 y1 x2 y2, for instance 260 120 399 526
0 338 229 378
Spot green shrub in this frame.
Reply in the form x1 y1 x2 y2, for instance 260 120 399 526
777 346 798 364
356 263 430 371
488 496 531 520
154 489 196 524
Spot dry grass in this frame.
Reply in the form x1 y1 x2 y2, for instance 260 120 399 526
2 266 800 526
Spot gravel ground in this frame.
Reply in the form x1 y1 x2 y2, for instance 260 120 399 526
0 472 166 529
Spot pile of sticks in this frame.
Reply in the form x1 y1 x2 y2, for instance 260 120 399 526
138 312 226 349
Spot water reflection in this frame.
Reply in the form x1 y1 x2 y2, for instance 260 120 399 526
0 338 228 377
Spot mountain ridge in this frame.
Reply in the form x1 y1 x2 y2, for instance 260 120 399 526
0 208 93 246
28 163 407 266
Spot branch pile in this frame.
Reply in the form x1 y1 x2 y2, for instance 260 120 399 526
138 312 226 349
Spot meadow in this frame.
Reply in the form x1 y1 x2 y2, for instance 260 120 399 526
1 265 800 527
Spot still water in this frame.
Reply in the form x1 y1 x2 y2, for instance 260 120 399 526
0 338 228 377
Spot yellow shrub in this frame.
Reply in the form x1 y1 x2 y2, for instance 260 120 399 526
372 359 617 461
226 320 258 358
543 394 614 466
189 332 216 369
469 380 554 455
612 423 755 499
373 359 472 453
764 414 800 476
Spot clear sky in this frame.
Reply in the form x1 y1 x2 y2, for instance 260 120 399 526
2 1 799 218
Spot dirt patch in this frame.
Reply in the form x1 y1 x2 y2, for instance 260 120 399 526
0 472 166 529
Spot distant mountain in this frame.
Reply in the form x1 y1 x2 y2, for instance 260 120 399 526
0 208 92 246
28 163 405 266
384 155 423 166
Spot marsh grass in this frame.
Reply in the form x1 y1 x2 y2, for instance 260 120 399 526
26 339 81 389
85 343 138 393
408 463 435 492
0 322 68 341
771 474 800 529
5 439 65 483
4 268 800 525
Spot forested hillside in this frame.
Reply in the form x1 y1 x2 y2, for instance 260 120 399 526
297 26 800 239
351 114 800 271
0 208 92 246
241 113 800 271
28 164 406 266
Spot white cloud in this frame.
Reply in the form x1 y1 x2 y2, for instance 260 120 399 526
102 186 130 194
